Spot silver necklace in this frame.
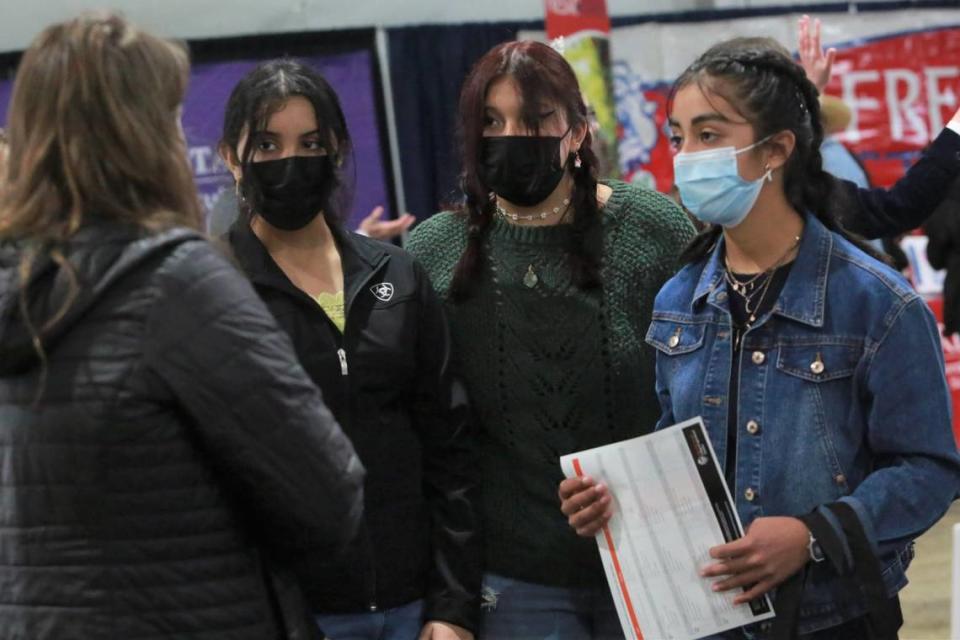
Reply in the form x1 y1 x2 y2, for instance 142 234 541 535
495 198 571 223
724 268 767 296
726 235 801 349
495 197 573 289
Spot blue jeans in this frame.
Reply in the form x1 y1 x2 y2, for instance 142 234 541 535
315 599 424 640
478 573 623 640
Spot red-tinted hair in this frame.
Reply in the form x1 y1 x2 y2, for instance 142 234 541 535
450 40 602 301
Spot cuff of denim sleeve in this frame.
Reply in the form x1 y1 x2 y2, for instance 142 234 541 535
837 495 883 561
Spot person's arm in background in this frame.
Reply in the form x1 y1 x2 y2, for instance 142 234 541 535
357 205 416 240
798 15 960 239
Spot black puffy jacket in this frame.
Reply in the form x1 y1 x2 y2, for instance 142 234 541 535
0 221 364 639
227 220 481 632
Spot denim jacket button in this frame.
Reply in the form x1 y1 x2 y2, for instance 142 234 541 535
751 351 765 365
835 474 846 485
668 335 680 348
810 356 825 375
717 291 728 302
746 420 760 435
744 487 756 501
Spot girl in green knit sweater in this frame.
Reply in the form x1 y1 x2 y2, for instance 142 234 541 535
406 40 694 640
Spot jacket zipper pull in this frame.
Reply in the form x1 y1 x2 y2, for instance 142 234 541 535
337 348 349 376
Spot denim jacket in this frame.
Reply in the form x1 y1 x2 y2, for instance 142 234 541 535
645 213 960 634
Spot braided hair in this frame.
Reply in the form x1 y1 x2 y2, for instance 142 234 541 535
670 37 883 264
449 41 603 302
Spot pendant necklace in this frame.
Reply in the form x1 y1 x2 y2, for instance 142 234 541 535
522 265 539 288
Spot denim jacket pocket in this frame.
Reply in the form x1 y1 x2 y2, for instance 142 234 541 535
775 342 861 383
646 318 706 356
772 341 863 500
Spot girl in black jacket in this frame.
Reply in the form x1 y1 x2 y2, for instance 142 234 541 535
0 13 365 640
220 60 481 640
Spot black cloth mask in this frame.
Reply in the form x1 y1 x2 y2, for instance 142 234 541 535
478 133 570 207
242 155 337 231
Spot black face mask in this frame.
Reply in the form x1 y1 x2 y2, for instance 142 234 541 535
242 155 337 231
478 134 568 207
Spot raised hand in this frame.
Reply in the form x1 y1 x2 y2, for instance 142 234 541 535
798 15 837 94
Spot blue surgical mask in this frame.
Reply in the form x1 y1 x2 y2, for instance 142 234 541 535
673 136 773 228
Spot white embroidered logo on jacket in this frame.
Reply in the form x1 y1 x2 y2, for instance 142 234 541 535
370 283 394 302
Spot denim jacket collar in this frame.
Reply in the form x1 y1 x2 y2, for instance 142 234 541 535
691 212 832 328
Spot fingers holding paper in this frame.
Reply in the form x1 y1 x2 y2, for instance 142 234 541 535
701 516 811 605
558 475 614 537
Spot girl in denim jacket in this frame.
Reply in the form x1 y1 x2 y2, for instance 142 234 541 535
560 37 960 639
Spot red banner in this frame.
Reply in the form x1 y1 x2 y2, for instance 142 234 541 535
545 0 611 39
825 27 960 188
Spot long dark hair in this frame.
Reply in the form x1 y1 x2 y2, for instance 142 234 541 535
219 58 354 225
669 37 883 264
450 40 602 302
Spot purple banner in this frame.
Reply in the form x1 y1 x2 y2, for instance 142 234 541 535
0 48 392 231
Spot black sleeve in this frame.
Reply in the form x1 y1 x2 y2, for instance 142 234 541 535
143 240 365 556
924 205 954 270
839 128 960 239
924 177 960 270
409 259 482 633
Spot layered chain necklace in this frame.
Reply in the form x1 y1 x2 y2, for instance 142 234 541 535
725 235 800 350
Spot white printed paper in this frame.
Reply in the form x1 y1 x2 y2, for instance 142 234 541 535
560 417 775 640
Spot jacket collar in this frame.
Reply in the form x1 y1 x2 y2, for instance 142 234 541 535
226 217 390 314
692 212 831 328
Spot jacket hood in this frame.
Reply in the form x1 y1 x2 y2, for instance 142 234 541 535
0 221 202 375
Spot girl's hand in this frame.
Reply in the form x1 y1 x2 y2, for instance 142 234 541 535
558 475 614 537
701 516 810 604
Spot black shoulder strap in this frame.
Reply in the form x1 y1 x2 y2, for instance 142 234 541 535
770 504 902 640
826 502 903 640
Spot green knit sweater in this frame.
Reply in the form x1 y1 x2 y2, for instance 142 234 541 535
406 180 695 587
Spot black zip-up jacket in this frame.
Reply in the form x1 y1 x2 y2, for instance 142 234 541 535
0 221 365 639
228 220 481 632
